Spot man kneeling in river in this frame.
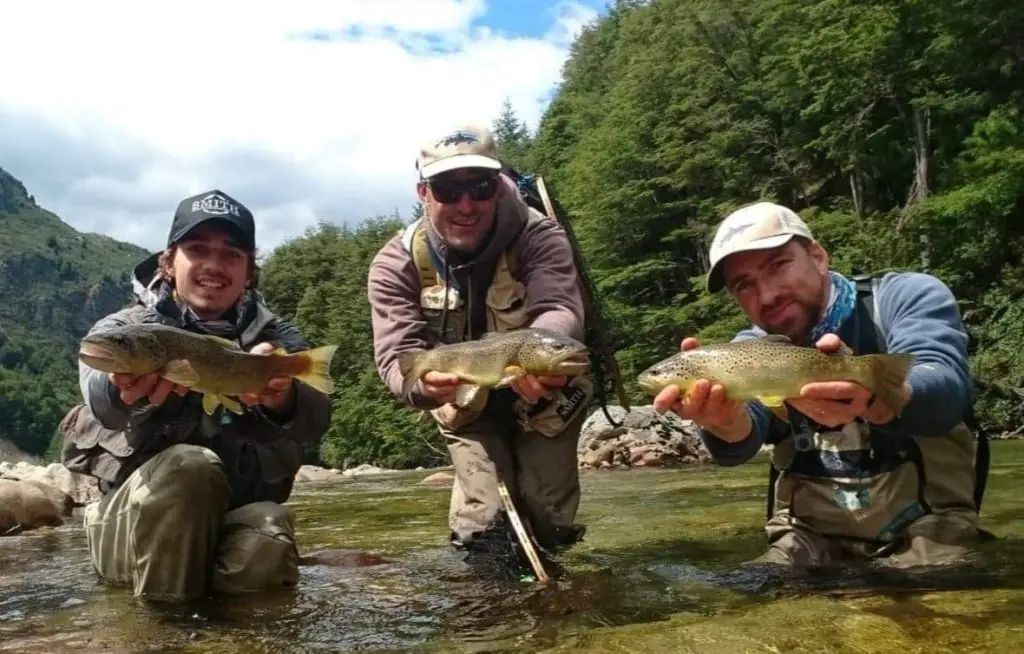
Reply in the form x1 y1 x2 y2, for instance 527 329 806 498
367 125 590 570
59 190 332 603
655 201 990 569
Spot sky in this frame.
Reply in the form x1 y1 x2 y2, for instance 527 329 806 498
0 0 606 255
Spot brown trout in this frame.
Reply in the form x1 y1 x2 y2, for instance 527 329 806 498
397 327 590 408
78 323 338 415
636 334 915 413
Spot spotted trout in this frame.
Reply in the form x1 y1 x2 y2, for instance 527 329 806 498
636 335 915 413
78 323 338 415
398 328 590 408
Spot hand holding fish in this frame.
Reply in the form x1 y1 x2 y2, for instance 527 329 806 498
109 372 190 407
238 342 297 413
651 338 752 442
790 334 911 427
509 374 568 404
420 371 462 405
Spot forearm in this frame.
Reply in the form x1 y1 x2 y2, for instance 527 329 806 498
520 218 586 342
260 380 333 442
698 403 770 466
530 307 583 340
367 247 443 410
383 366 442 410
887 365 973 436
877 272 973 436
79 362 132 430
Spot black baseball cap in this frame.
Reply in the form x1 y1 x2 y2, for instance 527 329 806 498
167 189 256 251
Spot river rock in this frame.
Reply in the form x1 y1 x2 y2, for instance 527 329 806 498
578 405 711 470
294 465 345 483
298 548 389 567
419 471 454 485
0 461 102 506
342 463 394 477
0 478 66 535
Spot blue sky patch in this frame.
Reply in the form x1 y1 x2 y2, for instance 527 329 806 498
480 0 607 38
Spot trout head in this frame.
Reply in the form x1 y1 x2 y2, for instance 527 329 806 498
78 324 169 375
514 329 590 377
636 352 701 397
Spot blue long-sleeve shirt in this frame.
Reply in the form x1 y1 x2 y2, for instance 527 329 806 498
700 271 974 466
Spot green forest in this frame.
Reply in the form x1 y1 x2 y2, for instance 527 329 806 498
3 0 1024 470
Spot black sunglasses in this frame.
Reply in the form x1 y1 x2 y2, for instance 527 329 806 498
427 176 500 204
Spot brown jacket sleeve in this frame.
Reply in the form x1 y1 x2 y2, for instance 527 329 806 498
367 237 442 410
517 210 586 342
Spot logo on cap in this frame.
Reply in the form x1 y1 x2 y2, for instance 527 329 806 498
191 192 241 218
436 131 481 148
718 221 755 247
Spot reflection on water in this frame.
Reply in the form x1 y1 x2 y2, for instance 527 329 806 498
2 442 1024 652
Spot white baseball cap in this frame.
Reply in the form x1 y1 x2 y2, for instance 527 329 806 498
416 124 502 179
706 202 815 293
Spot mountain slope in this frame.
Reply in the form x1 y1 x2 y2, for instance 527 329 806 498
0 166 151 459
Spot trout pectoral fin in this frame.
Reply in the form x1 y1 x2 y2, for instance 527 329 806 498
161 359 200 387
202 393 220 415
756 395 787 408
202 393 244 415
493 365 525 389
454 384 488 409
220 395 244 414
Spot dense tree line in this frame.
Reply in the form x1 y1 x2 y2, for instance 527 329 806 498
260 0 1024 468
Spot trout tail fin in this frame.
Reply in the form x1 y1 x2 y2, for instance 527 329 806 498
296 345 338 395
859 352 916 415
397 350 423 397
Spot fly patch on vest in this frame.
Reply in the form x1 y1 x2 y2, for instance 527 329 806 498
770 422 929 543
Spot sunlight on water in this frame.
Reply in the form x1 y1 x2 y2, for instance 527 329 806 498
2 442 1023 652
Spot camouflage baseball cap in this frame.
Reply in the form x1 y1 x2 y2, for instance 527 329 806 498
416 124 502 179
706 201 815 293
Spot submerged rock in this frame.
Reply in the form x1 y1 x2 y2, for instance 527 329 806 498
578 405 712 470
299 548 389 567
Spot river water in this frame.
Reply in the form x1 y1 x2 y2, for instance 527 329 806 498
2 443 1023 653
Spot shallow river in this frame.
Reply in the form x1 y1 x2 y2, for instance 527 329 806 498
2 442 1023 653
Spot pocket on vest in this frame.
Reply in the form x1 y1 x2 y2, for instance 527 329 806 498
516 374 594 438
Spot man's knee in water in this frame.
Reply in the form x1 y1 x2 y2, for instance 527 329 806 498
214 500 300 595
147 444 225 481
136 444 230 508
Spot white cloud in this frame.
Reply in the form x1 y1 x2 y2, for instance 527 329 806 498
0 0 599 253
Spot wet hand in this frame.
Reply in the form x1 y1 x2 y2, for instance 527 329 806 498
109 372 188 407
420 371 461 405
109 372 190 407
239 342 296 412
790 334 873 427
652 338 751 442
510 373 567 404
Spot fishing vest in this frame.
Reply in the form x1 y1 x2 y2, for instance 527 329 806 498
398 214 593 435
763 275 989 550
